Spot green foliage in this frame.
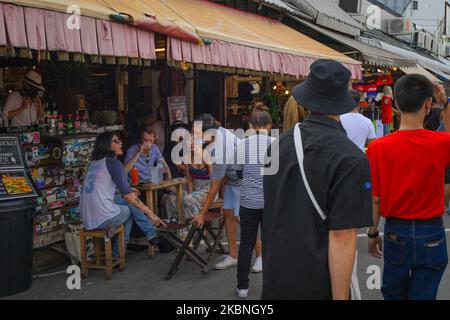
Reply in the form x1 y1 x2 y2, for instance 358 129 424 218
263 94 281 126
39 61 95 93
91 110 118 126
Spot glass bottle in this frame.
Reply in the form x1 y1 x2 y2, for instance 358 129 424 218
57 115 64 136
67 114 74 135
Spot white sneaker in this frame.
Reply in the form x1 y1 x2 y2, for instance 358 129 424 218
214 255 238 270
251 256 263 273
236 288 248 299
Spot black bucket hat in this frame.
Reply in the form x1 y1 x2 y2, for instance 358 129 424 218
293 59 356 115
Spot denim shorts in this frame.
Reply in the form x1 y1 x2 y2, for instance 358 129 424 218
223 184 240 216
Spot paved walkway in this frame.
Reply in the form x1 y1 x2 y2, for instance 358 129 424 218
5 216 450 300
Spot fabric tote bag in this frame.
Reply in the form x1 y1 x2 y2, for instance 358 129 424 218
65 224 95 265
293 123 362 300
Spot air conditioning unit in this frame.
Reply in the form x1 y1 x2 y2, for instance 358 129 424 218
438 42 445 56
338 0 361 14
445 45 450 57
387 18 413 35
424 35 433 51
413 31 426 47
432 40 439 54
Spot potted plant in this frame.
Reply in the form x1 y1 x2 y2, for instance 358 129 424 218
263 94 281 128
91 110 118 132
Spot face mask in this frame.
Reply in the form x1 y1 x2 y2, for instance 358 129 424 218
423 98 433 125
21 85 39 99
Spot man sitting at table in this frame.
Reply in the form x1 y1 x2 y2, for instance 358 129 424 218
124 126 172 182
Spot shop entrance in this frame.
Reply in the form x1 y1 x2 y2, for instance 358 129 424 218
195 71 224 124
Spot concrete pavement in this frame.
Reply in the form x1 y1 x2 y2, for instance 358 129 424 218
4 216 450 300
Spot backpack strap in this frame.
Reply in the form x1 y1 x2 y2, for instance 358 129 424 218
293 123 327 221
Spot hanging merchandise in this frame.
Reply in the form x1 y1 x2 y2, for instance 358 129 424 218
376 75 394 86
375 119 384 138
353 82 365 92
352 82 377 93
365 84 378 93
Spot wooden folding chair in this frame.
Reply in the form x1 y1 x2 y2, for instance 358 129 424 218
158 200 226 280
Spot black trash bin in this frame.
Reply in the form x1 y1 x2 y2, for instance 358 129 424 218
0 198 36 298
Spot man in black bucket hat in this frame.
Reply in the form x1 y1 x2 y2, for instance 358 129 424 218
262 59 373 300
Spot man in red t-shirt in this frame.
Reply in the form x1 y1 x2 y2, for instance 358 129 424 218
367 74 450 300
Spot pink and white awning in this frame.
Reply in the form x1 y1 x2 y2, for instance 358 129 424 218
0 2 156 60
168 37 362 79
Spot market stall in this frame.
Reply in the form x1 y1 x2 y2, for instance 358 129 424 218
0 1 165 273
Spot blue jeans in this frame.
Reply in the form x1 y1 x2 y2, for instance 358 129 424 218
382 219 448 300
383 124 391 136
97 204 133 257
114 194 158 241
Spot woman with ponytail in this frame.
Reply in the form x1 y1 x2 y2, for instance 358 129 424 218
234 104 275 298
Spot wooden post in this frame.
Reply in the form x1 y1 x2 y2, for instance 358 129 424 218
117 226 126 272
80 230 87 278
177 183 185 224
104 237 113 280
94 238 102 266
146 190 154 216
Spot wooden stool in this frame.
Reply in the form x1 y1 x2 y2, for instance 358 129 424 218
80 225 126 280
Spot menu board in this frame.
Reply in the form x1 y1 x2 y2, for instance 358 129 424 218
0 170 38 200
167 96 188 124
0 135 24 169
0 135 38 201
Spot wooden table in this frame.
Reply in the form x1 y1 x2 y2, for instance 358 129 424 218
134 178 187 223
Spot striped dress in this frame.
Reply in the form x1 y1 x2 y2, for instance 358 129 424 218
165 165 211 220
233 133 275 210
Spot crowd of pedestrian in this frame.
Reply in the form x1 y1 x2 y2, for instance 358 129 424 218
79 58 450 300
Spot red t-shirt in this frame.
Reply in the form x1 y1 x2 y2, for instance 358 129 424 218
381 97 392 124
367 129 450 219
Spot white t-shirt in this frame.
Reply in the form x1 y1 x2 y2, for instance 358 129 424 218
2 92 39 127
340 112 376 152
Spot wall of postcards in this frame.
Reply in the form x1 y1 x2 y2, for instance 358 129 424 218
21 132 96 248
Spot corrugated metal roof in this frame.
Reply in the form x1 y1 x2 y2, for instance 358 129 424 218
289 0 362 27
361 38 450 80
400 65 441 83
295 18 417 67
285 0 362 36
262 0 295 12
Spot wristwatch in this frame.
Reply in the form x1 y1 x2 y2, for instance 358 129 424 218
367 230 379 239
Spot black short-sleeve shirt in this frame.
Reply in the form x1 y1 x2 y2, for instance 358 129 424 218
262 115 373 300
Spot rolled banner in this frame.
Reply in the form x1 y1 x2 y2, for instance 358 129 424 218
137 14 201 44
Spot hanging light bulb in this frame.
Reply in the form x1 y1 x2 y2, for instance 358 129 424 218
285 90 290 95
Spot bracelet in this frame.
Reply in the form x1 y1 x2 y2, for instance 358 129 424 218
367 230 379 239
